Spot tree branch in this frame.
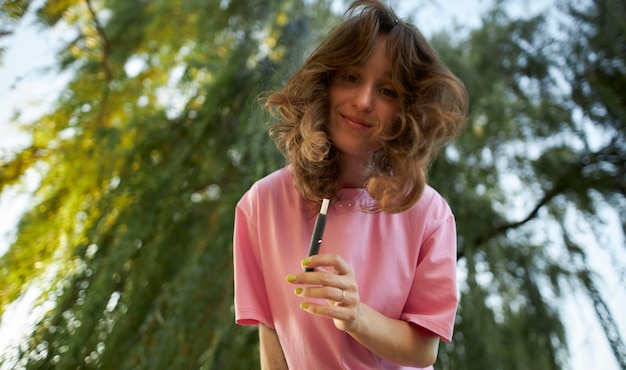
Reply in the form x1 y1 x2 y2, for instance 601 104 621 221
84 0 113 125
458 179 567 261
85 0 113 82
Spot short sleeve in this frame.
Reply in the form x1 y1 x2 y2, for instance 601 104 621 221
401 210 458 342
233 187 274 328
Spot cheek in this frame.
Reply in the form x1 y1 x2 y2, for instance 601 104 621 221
377 111 400 139
327 83 341 106
378 98 399 118
382 108 400 128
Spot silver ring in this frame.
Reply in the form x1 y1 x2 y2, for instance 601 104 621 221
338 289 345 304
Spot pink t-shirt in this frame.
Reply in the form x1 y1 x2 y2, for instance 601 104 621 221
234 167 458 370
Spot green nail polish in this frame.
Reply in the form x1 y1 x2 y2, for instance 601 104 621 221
300 302 309 309
286 274 296 282
301 257 311 266
294 287 303 295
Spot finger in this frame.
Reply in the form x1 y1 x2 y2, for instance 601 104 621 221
299 301 357 323
296 285 346 304
301 254 352 275
286 270 339 286
335 288 347 306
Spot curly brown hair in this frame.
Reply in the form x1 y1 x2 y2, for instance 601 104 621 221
264 0 468 213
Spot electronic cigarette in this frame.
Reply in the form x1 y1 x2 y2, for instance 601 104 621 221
304 198 330 272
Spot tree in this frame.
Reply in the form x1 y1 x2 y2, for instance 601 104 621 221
0 0 624 369
426 0 625 368
560 0 626 366
0 0 333 368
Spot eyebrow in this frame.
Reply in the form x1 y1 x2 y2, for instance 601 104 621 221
349 65 394 82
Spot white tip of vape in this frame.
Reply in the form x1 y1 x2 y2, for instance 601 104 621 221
320 198 330 215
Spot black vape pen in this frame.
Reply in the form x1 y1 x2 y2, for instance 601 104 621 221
304 198 330 272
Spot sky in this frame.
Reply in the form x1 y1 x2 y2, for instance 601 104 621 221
0 1 624 369
0 4 73 257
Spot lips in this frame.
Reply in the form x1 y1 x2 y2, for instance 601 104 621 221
341 114 373 129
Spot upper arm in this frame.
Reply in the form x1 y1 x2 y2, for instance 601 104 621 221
259 323 288 370
409 322 441 366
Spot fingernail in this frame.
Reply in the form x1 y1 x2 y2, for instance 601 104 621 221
294 287 303 295
300 302 309 309
286 274 296 283
301 257 311 266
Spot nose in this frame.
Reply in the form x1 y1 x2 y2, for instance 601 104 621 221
352 84 374 112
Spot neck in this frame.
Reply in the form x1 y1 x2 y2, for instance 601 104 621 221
338 153 372 188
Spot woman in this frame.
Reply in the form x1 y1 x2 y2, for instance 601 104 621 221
234 0 468 368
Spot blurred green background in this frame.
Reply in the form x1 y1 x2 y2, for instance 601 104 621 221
0 0 624 369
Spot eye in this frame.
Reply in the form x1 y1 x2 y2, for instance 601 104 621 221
380 87 398 98
343 74 359 83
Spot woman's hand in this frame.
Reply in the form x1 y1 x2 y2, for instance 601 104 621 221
285 253 440 367
285 253 362 333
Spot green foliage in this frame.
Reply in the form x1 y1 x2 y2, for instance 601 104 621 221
428 0 625 368
1 0 334 368
0 0 624 369
0 0 34 19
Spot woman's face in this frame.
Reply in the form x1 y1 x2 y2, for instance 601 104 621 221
327 37 400 160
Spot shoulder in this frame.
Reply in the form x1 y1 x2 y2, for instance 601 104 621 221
414 185 452 214
404 184 454 227
255 166 292 188
245 166 294 200
237 166 301 215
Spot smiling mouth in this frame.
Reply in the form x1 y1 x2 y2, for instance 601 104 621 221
341 114 372 128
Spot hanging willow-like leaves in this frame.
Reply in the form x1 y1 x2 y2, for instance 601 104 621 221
0 0 624 369
1 0 333 368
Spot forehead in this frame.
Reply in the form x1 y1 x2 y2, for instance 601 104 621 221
344 36 394 67
348 37 394 73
